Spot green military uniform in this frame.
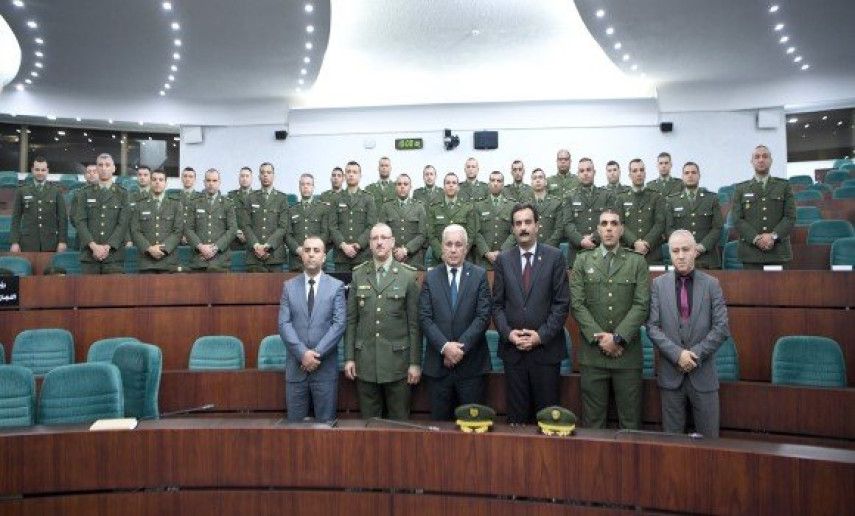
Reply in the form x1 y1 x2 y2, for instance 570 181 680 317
473 195 515 269
365 179 397 207
665 188 723 269
329 189 377 271
345 259 422 420
616 188 667 264
125 188 152 244
532 194 564 247
227 187 252 250
570 246 650 429
731 176 795 268
646 176 683 197
379 198 427 270
285 197 330 271
130 195 184 272
412 185 443 206
73 183 130 274
241 188 290 272
426 198 478 261
547 171 580 198
184 193 238 272
318 188 342 207
169 189 203 222
604 183 631 195
10 179 68 251
503 182 534 203
459 180 489 203
562 185 615 266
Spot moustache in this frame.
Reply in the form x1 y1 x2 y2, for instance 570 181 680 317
519 231 530 236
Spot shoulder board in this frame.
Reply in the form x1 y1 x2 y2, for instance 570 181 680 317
353 261 371 270
768 176 787 183
397 262 417 271
735 179 752 186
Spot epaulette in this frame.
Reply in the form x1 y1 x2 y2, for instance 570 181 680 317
397 262 417 271
353 260 371 270
734 179 752 186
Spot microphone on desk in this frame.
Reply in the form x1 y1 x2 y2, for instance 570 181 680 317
143 403 216 420
614 429 705 440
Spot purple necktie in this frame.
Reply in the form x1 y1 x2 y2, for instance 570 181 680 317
522 252 533 292
679 276 690 322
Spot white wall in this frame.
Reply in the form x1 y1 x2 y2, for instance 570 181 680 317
180 100 786 194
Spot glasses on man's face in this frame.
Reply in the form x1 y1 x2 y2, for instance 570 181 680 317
599 220 620 227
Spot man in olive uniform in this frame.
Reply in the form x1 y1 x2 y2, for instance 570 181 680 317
171 167 203 245
604 160 631 195
530 168 563 247
562 158 614 267
10 157 68 253
74 153 130 274
329 161 377 271
184 168 238 272
503 160 534 202
226 166 253 250
547 148 580 198
378 174 427 270
646 152 683 197
474 171 515 269
665 162 723 269
570 209 650 429
241 162 290 272
69 163 99 232
285 173 329 272
318 167 344 206
426 173 478 261
459 158 489 203
365 157 397 207
616 159 666 264
412 165 442 205
130 169 183 273
731 145 795 269
125 165 153 247
344 223 422 420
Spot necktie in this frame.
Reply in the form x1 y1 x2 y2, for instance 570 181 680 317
449 267 458 309
605 251 614 276
307 278 315 316
209 195 215 206
522 252 533 292
376 265 385 284
679 276 690 322
156 197 162 211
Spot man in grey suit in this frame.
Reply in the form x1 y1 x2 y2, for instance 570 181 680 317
646 229 730 437
278 235 346 423
419 224 492 420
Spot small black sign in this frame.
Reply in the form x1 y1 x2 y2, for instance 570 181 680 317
0 275 20 307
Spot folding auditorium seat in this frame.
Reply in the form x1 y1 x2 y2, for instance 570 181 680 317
832 186 855 199
324 249 335 271
286 193 298 206
795 206 822 226
840 179 855 189
257 335 287 371
841 163 855 173
823 170 850 187
719 224 731 248
660 243 672 267
639 326 655 379
714 336 740 382
37 362 124 425
787 175 813 187
423 247 436 269
717 185 735 197
806 220 854 245
485 330 503 372
559 242 570 264
50 251 82 275
0 256 32 276
722 241 743 270
560 328 573 375
717 192 731 204
176 245 192 270
0 365 36 427
793 190 822 204
807 183 832 197
771 336 846 388
0 173 18 187
112 342 162 419
124 245 140 274
0 215 11 251
188 336 245 370
87 337 140 363
0 342 4 364
230 250 247 272
59 174 80 189
11 329 74 376
831 159 851 169
830 237 855 267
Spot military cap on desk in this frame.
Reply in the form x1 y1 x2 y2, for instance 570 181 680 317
454 403 495 433
536 406 577 436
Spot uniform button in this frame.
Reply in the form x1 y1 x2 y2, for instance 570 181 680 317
691 222 696 226
100 231 105 236
376 320 380 324
609 320 613 325
608 306 613 310
762 217 767 221
375 332 380 337
608 279 612 283
377 295 383 299
608 292 612 297
376 308 381 312
38 223 43 228
762 207 767 211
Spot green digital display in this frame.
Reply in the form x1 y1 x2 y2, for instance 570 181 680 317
395 138 424 150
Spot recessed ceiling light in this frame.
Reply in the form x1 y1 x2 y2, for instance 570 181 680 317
15 84 24 91
171 22 180 30
786 46 795 54
769 5 779 13
34 37 43 44
298 78 305 85
26 20 37 29
168 75 175 81
804 123 810 128
24 79 32 84
822 115 828 121
173 52 181 60
174 39 182 46
303 56 311 64
162 2 172 11
34 62 42 68
12 1 24 7
779 36 789 43
76 117 82 122
306 25 314 33
787 117 798 123
295 87 302 93
164 83 171 89
837 121 843 126
305 42 313 50
30 71 38 77
159 90 166 96
304 4 314 13
300 68 307 75
57 130 65 135
46 114 56 120
108 119 113 124
622 53 630 61
774 23 784 31
595 9 605 18
630 64 638 71
794 55 802 63
801 64 810 70
605 27 614 36
613 42 622 50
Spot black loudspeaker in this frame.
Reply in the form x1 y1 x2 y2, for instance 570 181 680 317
274 130 288 140
473 130 499 150
659 122 674 133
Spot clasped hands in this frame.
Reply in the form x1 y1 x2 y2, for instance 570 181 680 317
593 332 623 358
753 233 775 251
678 349 699 373
509 329 541 351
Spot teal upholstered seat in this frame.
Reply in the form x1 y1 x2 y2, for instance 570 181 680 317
640 326 655 379
485 330 502 372
286 193 298 206
37 362 124 425
12 329 74 376
230 250 247 272
830 237 855 267
424 246 436 269
257 335 287 371
793 190 822 203
717 184 735 196
787 175 813 187
87 337 140 362
0 342 5 364
176 245 192 270
720 224 731 247
559 328 573 375
123 245 140 274
112 342 162 419
717 192 731 204
806 220 854 245
50 251 82 275
840 179 855 189
660 242 672 267
324 249 335 271
795 206 822 226
831 159 851 169
559 242 570 264
771 336 846 388
0 365 36 427
722 241 743 270
823 170 849 185
832 186 855 199
188 336 245 370
0 256 32 276
714 336 740 382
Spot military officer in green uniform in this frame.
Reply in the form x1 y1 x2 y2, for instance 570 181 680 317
130 169 183 273
10 157 68 253
74 153 130 274
170 167 203 245
226 166 253 250
665 162 723 269
285 173 330 272
426 172 478 261
645 152 684 197
378 174 427 270
604 160 631 195
503 160 534 202
69 163 100 232
474 171 515 269
344 223 422 420
184 168 238 272
365 157 397 207
530 168 563 247
125 165 153 247
731 145 796 269
616 159 667 264
562 158 615 266
459 157 489 203
570 209 650 429
318 166 344 207
329 161 377 271
547 148 580 198
412 165 443 205
242 162 290 272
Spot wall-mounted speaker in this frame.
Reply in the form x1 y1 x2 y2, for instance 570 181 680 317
473 130 499 149
274 130 288 140
659 122 674 133
183 126 203 144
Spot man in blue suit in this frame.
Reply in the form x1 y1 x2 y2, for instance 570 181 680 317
278 235 346 423
419 224 492 420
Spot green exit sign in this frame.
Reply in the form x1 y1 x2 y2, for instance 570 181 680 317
395 138 424 150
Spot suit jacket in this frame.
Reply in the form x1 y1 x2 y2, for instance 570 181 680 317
419 261 492 378
646 270 730 392
492 243 570 366
278 273 346 383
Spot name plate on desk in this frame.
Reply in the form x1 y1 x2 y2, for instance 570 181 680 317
90 418 138 431
831 265 853 271
763 265 784 271
0 275 20 307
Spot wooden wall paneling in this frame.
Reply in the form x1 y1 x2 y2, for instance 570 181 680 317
206 305 279 368
0 309 76 357
208 272 284 305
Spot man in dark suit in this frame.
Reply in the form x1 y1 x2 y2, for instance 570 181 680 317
492 203 570 424
646 229 730 437
419 223 492 420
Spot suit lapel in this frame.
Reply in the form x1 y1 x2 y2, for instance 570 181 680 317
293 276 308 319
524 246 546 301
688 272 705 333
437 264 452 307
509 248 525 298
456 262 473 306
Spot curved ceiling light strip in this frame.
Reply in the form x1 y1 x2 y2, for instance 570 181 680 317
4 0 43 92
767 4 810 72
294 3 315 94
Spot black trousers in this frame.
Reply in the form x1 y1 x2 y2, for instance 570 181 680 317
503 355 560 424
428 372 486 421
